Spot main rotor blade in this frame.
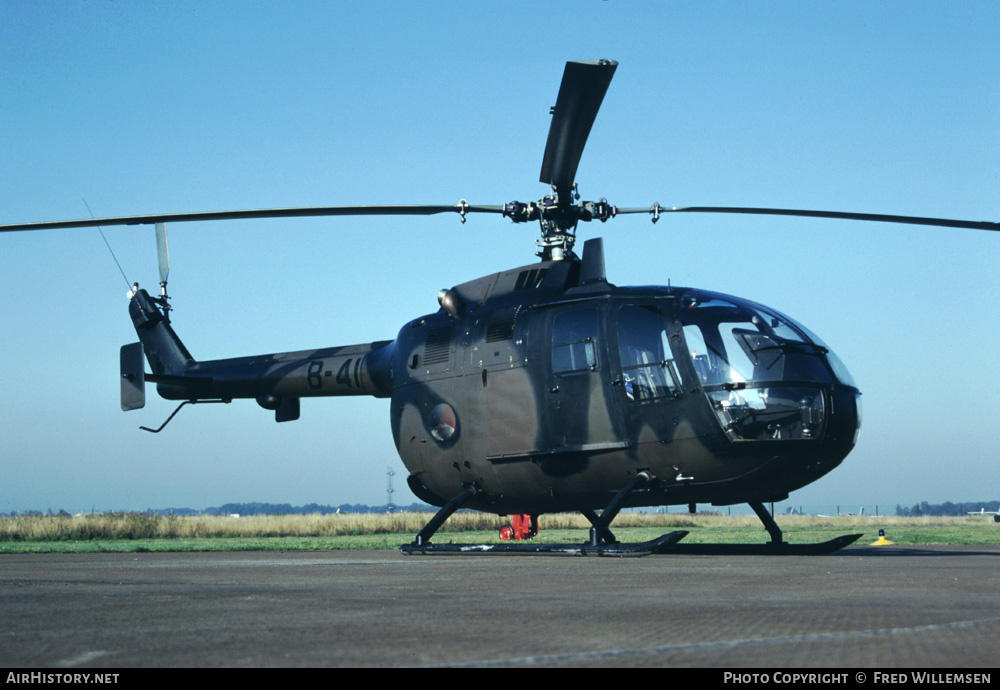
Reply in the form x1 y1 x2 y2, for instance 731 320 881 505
539 59 618 199
0 203 505 233
614 205 1000 232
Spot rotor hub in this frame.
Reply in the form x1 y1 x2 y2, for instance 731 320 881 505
503 186 617 260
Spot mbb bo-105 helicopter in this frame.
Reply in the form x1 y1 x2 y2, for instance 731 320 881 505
4 60 998 556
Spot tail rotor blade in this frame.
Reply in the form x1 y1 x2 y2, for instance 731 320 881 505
155 222 170 286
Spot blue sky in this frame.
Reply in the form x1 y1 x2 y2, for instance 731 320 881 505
1 1 997 514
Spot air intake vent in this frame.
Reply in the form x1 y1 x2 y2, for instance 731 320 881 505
423 326 453 365
485 306 518 343
514 268 547 291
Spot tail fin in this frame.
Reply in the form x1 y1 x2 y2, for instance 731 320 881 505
128 289 194 376
120 289 196 411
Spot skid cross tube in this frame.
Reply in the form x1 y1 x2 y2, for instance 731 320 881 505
749 501 784 544
410 487 476 547
589 471 652 547
581 509 617 545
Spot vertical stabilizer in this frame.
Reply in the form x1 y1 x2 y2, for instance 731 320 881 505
120 342 145 411
128 289 194 375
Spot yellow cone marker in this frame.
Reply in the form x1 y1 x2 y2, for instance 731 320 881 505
871 528 893 546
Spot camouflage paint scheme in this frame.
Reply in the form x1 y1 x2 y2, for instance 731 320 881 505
126 237 861 517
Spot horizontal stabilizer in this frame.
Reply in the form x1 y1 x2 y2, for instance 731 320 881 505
145 373 213 386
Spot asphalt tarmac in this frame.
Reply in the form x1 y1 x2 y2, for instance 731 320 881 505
2 545 998 668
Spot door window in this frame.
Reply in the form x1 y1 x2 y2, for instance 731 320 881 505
617 304 683 401
552 307 599 374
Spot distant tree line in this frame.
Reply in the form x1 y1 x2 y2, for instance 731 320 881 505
156 501 435 516
895 500 999 517
0 504 435 517
7 499 998 518
2 503 435 517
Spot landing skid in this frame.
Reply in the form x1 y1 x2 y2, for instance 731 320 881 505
399 530 861 557
657 533 863 556
399 483 863 558
400 530 689 557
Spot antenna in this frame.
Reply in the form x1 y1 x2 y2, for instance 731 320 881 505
83 199 132 290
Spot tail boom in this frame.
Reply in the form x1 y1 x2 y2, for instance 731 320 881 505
123 289 394 421
154 341 394 401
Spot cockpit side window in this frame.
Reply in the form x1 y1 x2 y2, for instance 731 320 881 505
617 304 683 401
683 323 729 385
551 307 599 374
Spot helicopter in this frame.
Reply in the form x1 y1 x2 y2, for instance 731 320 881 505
3 60 997 556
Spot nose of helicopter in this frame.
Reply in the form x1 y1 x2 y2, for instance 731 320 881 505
826 385 863 453
765 384 864 497
677 289 860 445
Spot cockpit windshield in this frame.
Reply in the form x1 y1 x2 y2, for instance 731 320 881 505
678 291 845 387
677 290 855 441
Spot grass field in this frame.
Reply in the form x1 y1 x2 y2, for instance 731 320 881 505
1 511 998 553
